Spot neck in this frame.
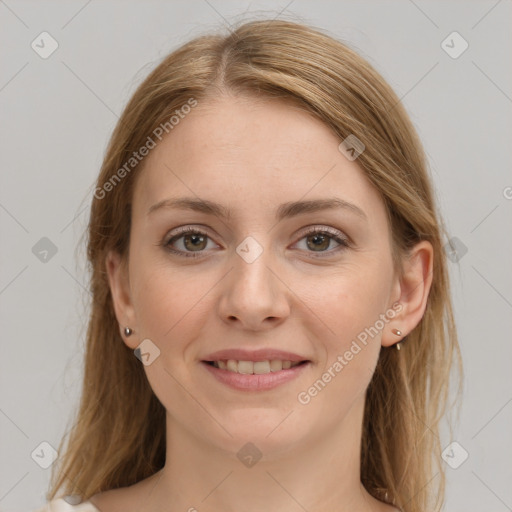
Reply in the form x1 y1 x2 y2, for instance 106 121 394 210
140 395 389 512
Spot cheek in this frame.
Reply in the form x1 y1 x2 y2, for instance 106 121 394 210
313 262 392 335
296 283 388 420
305 262 393 382
130 257 215 348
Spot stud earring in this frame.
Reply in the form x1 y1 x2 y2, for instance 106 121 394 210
124 327 133 337
391 328 402 350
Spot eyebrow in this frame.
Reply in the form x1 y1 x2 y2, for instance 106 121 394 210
147 196 367 222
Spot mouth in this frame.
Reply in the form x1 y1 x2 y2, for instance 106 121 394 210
202 359 309 374
200 359 312 391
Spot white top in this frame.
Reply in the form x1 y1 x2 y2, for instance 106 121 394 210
33 498 100 512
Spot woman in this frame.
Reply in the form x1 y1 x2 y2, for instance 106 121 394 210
37 18 461 512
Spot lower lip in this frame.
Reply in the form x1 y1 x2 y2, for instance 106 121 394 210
201 361 311 391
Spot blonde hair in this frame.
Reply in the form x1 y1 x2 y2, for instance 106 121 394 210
48 19 462 511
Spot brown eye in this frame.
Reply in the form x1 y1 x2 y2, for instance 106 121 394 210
305 232 331 251
294 227 350 257
164 228 216 258
181 233 208 251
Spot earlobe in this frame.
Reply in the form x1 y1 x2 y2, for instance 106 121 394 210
105 250 138 348
382 241 434 348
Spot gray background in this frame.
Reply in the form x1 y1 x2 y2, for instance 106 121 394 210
1 1 511 511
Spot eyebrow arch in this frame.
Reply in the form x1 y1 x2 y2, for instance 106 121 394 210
147 196 367 221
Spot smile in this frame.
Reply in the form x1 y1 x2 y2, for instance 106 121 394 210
206 359 305 374
201 359 311 391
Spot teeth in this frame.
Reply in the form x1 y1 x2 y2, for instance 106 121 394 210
211 359 303 374
238 360 253 374
253 361 271 374
269 359 283 372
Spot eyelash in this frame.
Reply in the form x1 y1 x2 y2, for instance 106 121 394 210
161 225 350 259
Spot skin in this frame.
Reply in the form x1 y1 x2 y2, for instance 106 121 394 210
92 94 433 512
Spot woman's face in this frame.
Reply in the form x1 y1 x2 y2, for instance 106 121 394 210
109 95 406 456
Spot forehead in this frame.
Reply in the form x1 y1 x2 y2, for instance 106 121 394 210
132 96 386 225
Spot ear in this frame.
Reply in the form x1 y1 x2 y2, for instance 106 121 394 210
105 250 138 349
382 240 434 347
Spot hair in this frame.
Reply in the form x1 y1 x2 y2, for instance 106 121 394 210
48 18 462 512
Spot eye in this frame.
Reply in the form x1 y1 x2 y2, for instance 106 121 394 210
293 226 350 257
163 227 217 258
161 225 350 259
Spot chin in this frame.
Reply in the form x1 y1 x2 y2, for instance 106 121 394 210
208 409 312 457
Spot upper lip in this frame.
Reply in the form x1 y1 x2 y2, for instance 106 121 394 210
202 348 309 362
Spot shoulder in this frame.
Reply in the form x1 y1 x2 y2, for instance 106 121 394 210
32 497 101 512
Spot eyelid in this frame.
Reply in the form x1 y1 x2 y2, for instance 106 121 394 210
295 224 348 241
165 225 213 240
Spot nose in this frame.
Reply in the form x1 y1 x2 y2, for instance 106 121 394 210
216 242 291 332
